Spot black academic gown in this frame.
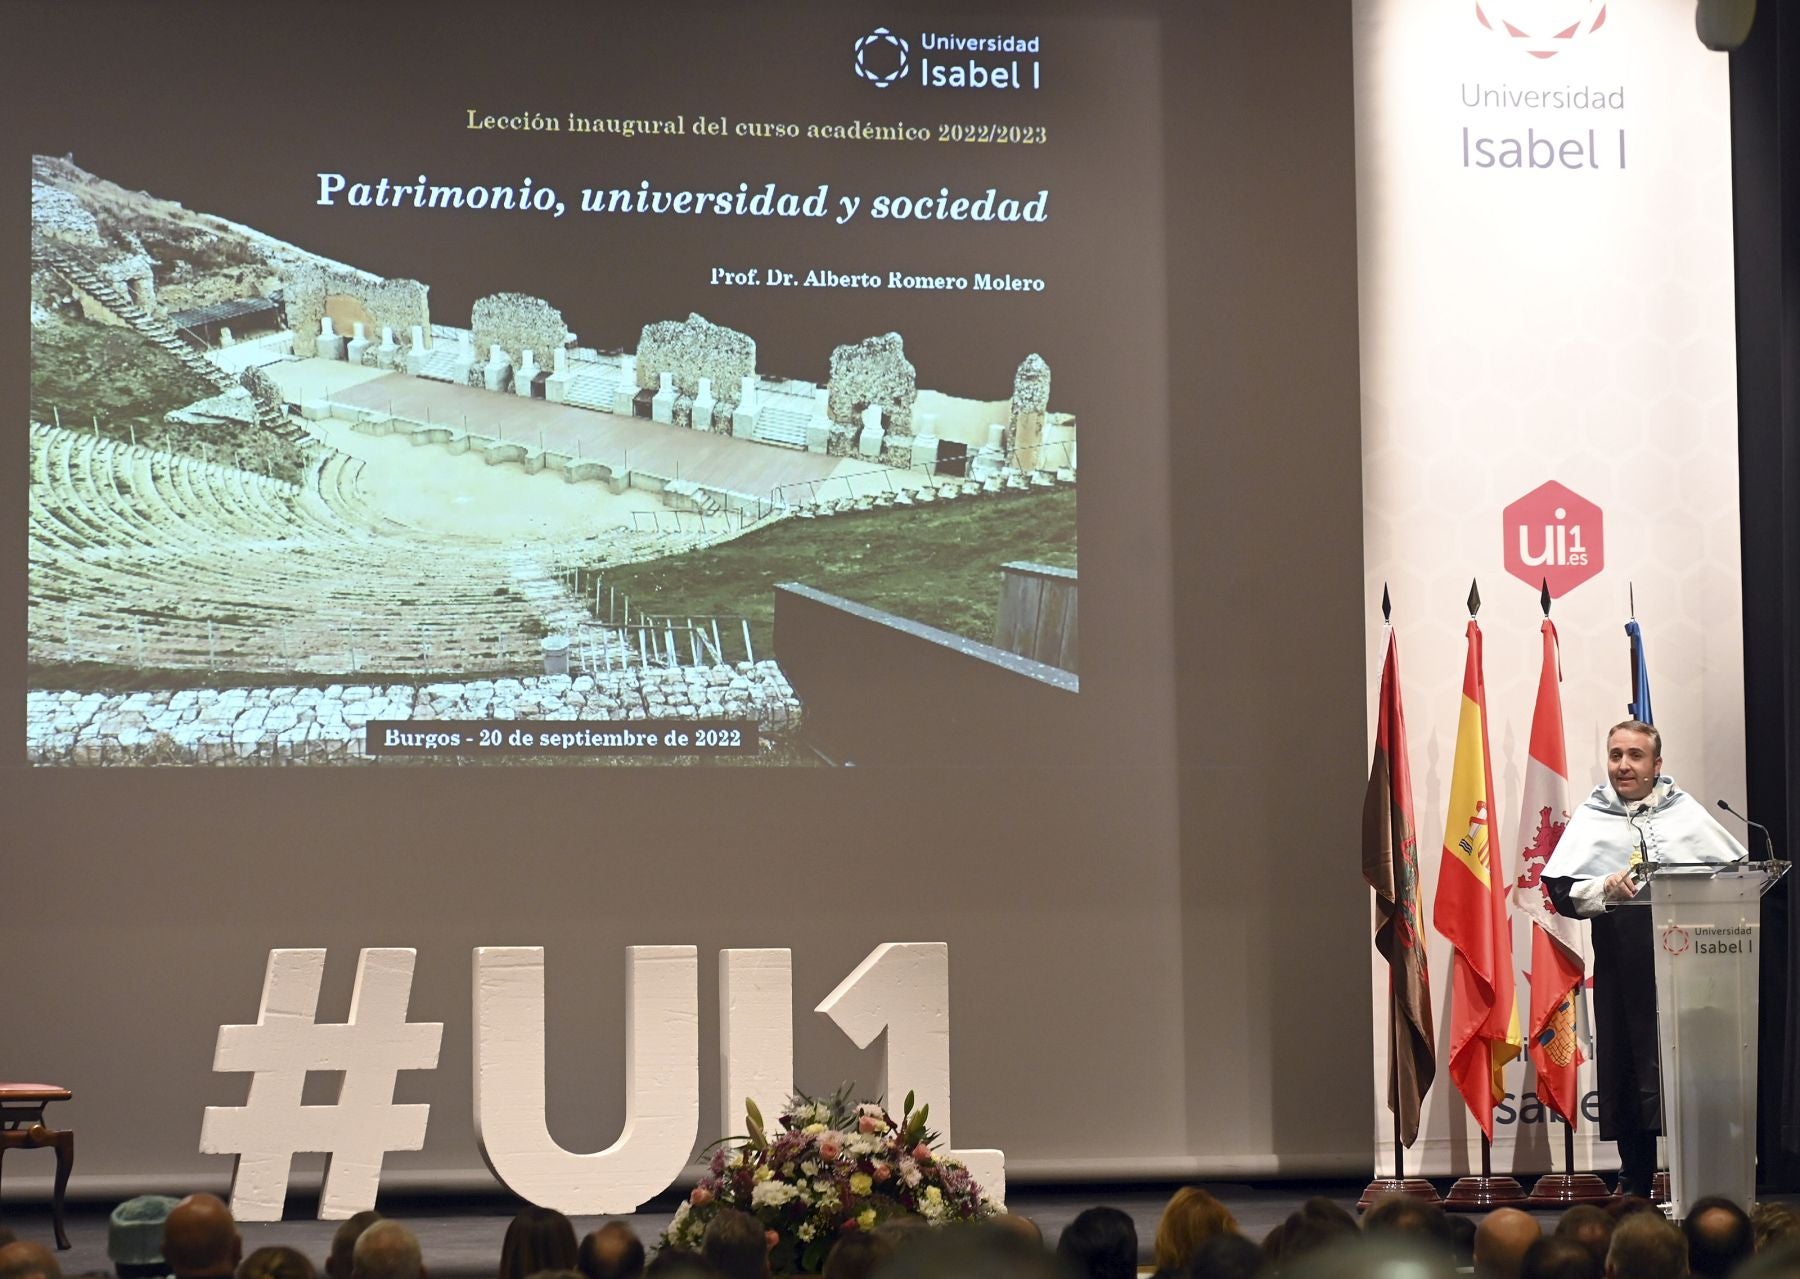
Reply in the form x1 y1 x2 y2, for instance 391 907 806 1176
1543 876 1661 1139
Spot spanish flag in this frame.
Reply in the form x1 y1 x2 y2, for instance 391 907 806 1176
1433 618 1522 1141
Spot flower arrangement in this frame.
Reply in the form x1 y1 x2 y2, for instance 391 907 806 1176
660 1084 996 1274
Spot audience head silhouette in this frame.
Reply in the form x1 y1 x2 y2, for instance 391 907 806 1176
700 1209 769 1279
352 1221 424 1279
0 1241 63 1279
576 1224 644 1279
498 1208 577 1279
162 1196 241 1279
1555 1206 1614 1268
326 1213 384 1279
1362 1194 1453 1249
1685 1197 1755 1279
1523 1236 1602 1279
236 1247 315 1279
1155 1186 1239 1274
1605 1211 1688 1279
1476 1208 1543 1279
820 1231 894 1279
1055 1206 1137 1279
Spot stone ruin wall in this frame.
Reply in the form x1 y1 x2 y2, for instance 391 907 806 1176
472 293 568 369
1005 353 1052 458
285 266 429 358
826 333 916 465
636 313 755 430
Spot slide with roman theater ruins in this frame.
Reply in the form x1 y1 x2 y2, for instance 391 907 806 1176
18 7 1176 766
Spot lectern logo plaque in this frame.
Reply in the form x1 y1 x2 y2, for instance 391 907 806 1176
1661 924 1690 956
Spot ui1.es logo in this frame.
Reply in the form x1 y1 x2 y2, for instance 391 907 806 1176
1504 480 1603 597
1475 0 1609 60
853 27 909 88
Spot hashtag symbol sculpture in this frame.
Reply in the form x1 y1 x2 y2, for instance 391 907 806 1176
201 949 443 1221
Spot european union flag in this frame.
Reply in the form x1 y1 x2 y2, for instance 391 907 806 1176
1626 618 1654 725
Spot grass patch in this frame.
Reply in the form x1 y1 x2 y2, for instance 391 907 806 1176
593 488 1076 659
31 311 313 484
31 311 214 438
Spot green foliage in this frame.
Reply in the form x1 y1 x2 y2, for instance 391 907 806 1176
598 489 1077 658
31 311 312 485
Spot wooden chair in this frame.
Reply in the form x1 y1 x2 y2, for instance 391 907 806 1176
0 1083 74 1250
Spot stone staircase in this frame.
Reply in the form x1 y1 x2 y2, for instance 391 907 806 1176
415 347 472 383
33 238 299 439
564 365 630 413
753 398 811 449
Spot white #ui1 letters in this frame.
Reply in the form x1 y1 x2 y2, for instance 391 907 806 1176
203 943 1004 1220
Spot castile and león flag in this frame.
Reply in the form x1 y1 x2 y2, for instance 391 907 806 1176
1511 614 1586 1130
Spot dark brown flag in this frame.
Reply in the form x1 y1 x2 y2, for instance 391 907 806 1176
1362 626 1437 1146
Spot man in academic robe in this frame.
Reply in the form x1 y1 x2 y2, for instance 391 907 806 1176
1540 719 1747 1198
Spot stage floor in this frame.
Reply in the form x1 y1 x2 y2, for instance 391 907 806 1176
8 1182 1799 1276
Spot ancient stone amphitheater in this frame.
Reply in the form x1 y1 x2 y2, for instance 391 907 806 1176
27 420 709 676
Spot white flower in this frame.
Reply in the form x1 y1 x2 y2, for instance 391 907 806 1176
801 1159 819 1176
900 1158 922 1188
752 1180 802 1208
797 1223 816 1242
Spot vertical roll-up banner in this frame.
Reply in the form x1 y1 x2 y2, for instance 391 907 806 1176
1355 0 1744 1176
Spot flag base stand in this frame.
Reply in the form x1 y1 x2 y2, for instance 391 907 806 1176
1526 1173 1612 1207
1444 1138 1526 1210
1528 1126 1609 1206
1443 1174 1528 1209
1358 1176 1440 1209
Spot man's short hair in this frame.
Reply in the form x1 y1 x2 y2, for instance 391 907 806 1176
1523 1237 1602 1279
1606 1212 1687 1279
699 1209 766 1279
1609 719 1662 760
1556 1204 1613 1267
350 1222 423 1279
1476 1209 1543 1279
1684 1198 1754 1279
327 1213 384 1279
1054 1207 1137 1279
236 1247 316 1279
0 1241 64 1279
1363 1194 1454 1247
577 1224 644 1279
162 1196 240 1279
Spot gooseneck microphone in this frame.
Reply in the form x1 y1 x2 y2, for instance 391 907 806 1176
1716 798 1779 862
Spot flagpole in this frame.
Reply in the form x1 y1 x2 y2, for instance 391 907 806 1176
1359 586 1441 1208
1443 581 1526 1211
1519 579 1611 1208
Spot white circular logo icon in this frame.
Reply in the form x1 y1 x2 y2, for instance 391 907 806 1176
854 27 910 87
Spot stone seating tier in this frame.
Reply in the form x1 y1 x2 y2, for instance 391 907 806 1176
27 423 718 676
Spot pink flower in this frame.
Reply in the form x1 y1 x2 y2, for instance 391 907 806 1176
873 1163 892 1182
858 1115 882 1134
819 1136 843 1160
690 1186 712 1206
912 1143 932 1162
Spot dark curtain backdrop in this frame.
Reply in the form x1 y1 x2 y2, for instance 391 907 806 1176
1731 0 1800 1193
